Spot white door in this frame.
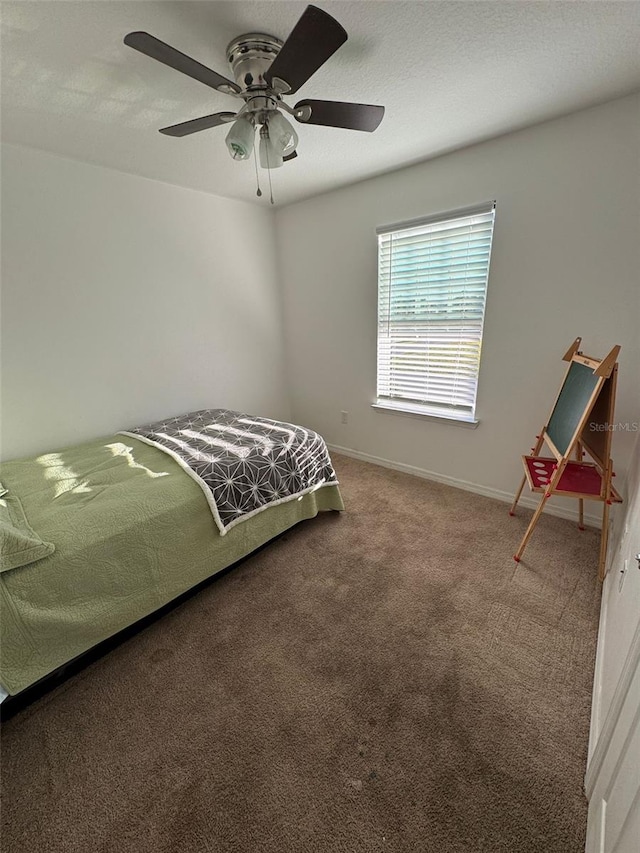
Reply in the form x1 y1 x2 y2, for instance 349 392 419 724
585 436 640 853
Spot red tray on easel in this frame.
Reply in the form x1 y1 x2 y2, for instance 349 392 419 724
523 456 622 502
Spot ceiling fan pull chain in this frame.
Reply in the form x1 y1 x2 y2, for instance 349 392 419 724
268 163 274 205
263 132 275 205
252 144 262 197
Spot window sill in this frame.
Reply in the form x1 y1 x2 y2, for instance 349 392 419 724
371 402 479 429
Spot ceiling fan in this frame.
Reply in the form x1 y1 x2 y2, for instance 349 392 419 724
124 5 385 173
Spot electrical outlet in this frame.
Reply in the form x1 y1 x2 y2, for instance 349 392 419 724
341 411 348 424
619 557 628 592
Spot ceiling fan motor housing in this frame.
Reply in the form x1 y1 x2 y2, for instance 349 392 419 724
226 33 283 91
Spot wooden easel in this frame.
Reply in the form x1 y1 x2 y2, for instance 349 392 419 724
510 338 622 580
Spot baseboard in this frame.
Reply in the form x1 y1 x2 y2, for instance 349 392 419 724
327 443 602 528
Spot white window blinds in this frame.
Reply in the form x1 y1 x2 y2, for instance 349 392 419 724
376 202 495 421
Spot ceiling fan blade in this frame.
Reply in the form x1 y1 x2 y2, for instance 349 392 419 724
159 112 237 137
283 150 298 162
124 32 240 94
294 100 385 132
264 6 347 95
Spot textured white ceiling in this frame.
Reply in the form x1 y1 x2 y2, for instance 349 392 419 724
2 1 640 207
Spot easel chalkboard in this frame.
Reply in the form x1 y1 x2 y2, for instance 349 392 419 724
546 361 601 457
510 338 622 580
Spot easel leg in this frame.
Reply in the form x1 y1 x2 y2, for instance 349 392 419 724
510 475 527 516
514 493 548 562
599 500 611 581
576 441 585 530
514 460 567 563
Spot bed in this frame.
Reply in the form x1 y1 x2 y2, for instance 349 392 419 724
0 409 343 701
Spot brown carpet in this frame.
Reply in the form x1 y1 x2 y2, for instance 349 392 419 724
0 454 602 853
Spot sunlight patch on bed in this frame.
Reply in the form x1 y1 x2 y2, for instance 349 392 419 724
36 453 92 498
203 423 274 456
238 418 298 456
104 443 169 478
177 429 250 459
238 417 298 442
155 431 250 462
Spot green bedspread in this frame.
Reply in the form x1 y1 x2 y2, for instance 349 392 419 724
0 435 344 695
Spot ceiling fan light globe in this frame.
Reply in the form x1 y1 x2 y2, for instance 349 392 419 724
259 133 284 169
225 114 255 161
267 110 298 156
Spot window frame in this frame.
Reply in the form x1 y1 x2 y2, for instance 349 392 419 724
374 201 496 427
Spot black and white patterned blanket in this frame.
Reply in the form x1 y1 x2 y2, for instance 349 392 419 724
120 409 338 534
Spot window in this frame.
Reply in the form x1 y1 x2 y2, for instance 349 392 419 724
375 201 496 424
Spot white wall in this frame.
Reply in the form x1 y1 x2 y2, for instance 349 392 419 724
1 143 289 460
275 94 640 520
